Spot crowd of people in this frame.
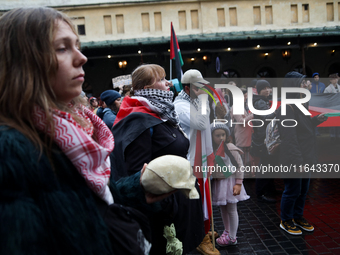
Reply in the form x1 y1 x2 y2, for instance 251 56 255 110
0 6 337 255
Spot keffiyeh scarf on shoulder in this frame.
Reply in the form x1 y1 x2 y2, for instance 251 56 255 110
177 90 199 110
33 105 115 205
133 89 179 126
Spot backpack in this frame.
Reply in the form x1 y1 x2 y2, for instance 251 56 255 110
264 105 293 155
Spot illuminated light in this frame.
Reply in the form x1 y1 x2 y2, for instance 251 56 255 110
257 45 260 48
203 56 207 60
197 48 201 52
138 50 141 54
332 50 335 53
227 47 231 51
118 60 127 69
168 49 170 52
314 42 317 46
287 42 291 45
191 58 195 61
265 53 269 56
281 49 291 60
107 55 112 58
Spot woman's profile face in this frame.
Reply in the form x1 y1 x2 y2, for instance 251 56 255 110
114 97 122 110
52 20 87 103
149 76 170 91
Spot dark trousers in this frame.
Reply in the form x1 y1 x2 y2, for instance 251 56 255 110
255 155 277 197
280 178 310 222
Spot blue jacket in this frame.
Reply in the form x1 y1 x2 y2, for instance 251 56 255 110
311 81 326 93
97 107 117 129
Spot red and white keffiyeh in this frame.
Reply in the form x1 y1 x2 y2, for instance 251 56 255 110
33 105 115 204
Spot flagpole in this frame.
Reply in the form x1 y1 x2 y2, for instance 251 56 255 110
170 59 172 80
208 177 216 251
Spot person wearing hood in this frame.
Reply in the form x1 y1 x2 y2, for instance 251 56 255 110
96 90 122 129
277 71 328 235
250 80 277 203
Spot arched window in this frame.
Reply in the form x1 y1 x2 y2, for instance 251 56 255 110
221 69 240 78
328 62 340 76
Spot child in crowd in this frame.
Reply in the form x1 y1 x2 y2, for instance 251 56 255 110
210 122 249 246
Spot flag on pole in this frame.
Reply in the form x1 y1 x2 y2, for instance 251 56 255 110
194 129 215 234
170 22 184 89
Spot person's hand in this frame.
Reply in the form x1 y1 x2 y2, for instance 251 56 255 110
317 113 328 122
306 80 312 90
140 163 177 204
233 184 241 196
192 86 206 97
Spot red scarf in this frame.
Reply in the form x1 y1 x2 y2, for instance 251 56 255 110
33 105 114 204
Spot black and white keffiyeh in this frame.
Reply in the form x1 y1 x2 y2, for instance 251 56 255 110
176 90 199 110
133 89 179 126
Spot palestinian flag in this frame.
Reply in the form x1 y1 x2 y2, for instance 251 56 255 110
170 22 184 89
309 93 340 127
214 141 233 179
113 96 160 125
270 93 340 127
194 129 215 234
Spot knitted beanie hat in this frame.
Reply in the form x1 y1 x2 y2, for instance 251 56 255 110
283 71 306 88
100 90 121 107
210 122 230 137
256 80 271 94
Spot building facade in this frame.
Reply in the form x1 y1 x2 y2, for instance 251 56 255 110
1 0 340 95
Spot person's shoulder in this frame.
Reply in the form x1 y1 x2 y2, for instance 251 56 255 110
324 85 332 92
227 143 244 155
0 126 33 147
0 127 40 167
174 98 190 112
174 97 188 105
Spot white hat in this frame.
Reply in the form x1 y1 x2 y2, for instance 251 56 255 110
141 155 199 199
181 69 209 88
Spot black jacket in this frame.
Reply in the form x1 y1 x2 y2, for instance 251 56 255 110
251 94 276 145
277 104 321 167
111 112 205 255
0 127 156 255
